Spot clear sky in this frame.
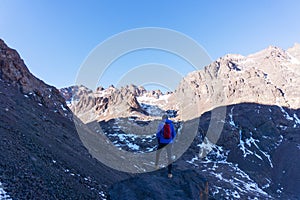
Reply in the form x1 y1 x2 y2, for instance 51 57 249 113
0 0 299 90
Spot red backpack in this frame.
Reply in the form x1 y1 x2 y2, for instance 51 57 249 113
163 123 171 139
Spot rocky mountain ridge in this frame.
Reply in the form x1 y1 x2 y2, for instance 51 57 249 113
60 84 172 122
62 43 300 123
174 44 300 120
0 39 71 118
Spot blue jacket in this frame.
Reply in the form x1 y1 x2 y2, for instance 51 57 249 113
156 119 176 144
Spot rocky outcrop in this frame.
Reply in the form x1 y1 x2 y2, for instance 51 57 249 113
122 84 147 96
0 39 70 118
109 170 211 200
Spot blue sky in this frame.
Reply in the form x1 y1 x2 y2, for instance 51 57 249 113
0 0 299 90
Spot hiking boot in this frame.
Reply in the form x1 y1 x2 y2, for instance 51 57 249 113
168 173 173 178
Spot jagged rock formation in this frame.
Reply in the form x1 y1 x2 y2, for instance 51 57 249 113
60 84 172 123
60 84 149 122
0 39 70 118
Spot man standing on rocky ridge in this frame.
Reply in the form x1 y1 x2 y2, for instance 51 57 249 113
155 114 176 178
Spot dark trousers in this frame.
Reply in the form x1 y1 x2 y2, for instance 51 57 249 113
155 143 173 174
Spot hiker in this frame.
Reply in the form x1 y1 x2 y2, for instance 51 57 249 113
155 114 176 178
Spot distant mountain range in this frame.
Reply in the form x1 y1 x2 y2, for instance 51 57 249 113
61 43 300 123
1 38 300 199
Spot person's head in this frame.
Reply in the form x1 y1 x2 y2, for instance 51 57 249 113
162 114 168 120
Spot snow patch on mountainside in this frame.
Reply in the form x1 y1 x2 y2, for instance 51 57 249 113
0 182 11 200
137 94 171 109
293 113 300 127
186 140 271 199
100 119 157 153
187 155 271 199
238 130 274 168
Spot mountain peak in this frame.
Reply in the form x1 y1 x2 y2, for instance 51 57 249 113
248 45 287 60
222 53 246 61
